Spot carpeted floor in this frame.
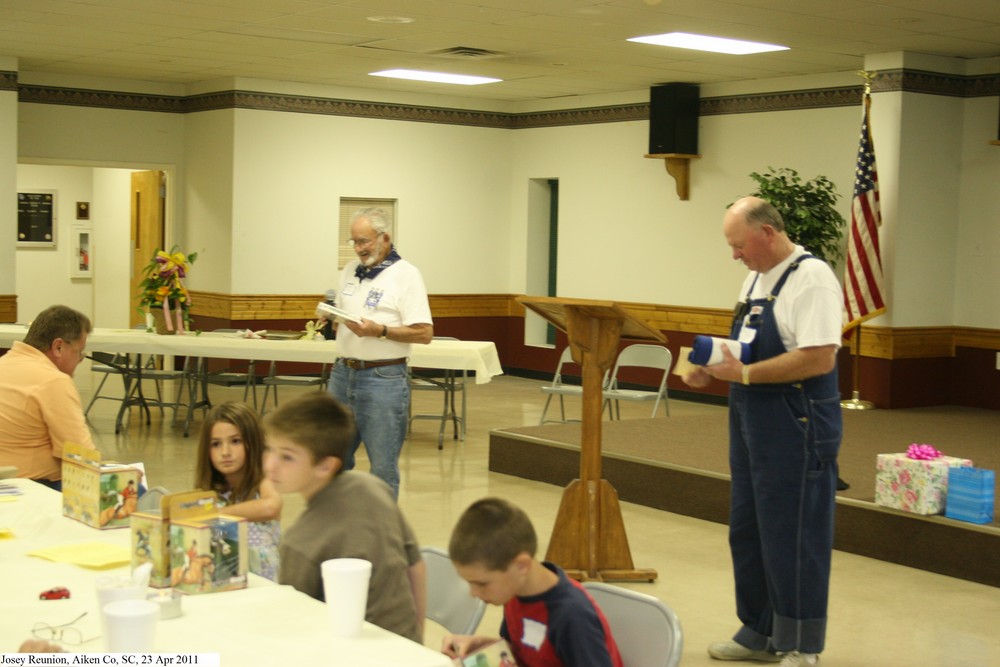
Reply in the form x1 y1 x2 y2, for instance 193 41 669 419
495 405 1000 524
491 405 1000 586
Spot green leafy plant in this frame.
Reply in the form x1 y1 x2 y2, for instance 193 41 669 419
747 167 846 265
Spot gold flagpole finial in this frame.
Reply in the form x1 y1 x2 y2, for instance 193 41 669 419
856 70 876 96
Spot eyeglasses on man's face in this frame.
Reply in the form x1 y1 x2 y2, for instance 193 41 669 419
346 234 383 249
32 611 88 646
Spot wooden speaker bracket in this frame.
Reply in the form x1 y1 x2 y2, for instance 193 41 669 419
645 153 700 201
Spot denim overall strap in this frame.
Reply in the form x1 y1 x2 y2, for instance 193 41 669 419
727 255 842 655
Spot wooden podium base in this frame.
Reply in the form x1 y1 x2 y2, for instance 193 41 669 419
545 478 658 582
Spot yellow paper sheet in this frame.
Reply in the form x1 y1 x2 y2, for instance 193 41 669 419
29 542 131 569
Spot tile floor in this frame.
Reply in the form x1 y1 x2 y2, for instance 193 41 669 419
77 367 1000 666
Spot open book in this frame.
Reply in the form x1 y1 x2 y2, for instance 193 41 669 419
316 301 362 325
453 640 516 667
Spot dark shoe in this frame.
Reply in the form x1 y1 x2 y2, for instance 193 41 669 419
836 477 850 491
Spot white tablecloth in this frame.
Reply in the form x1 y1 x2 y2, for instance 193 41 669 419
0 479 450 666
0 325 503 384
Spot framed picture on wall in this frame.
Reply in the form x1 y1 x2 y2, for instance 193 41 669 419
71 224 92 279
17 190 58 247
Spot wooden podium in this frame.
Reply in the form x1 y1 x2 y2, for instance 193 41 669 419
519 296 665 581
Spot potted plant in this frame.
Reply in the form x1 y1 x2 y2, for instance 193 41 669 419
137 246 197 334
747 167 846 265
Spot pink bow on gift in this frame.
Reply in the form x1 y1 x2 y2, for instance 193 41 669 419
907 443 942 460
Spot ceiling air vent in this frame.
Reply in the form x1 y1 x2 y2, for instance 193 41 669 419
430 46 504 59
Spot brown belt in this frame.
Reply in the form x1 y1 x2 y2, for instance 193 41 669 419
338 357 407 370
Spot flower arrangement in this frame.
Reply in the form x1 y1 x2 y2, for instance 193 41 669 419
137 246 197 333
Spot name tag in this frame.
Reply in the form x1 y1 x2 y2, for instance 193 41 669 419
521 618 546 649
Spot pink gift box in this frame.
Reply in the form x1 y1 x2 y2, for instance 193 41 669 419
875 452 972 515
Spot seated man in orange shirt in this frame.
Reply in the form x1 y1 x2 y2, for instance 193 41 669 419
0 305 96 490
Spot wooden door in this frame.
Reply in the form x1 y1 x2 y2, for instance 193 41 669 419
130 171 165 327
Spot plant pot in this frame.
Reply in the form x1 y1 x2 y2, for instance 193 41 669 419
150 309 175 335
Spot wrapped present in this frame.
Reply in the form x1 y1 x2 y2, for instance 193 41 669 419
875 447 972 515
945 467 995 524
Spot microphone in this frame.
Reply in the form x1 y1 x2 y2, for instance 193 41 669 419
317 289 337 339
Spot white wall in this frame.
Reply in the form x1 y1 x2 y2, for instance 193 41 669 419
91 168 134 328
0 57 17 295
183 109 234 294
228 110 512 295
15 165 135 327
10 58 1000 331
955 96 1000 329
15 165 95 320
887 92 964 327
509 105 858 308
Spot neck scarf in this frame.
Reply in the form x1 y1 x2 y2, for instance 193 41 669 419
354 247 401 282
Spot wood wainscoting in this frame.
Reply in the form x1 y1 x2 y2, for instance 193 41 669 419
186 291 1000 410
0 295 16 323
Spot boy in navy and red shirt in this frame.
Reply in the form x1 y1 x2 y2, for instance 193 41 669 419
441 497 623 667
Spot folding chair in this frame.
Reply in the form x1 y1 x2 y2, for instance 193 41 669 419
421 546 486 635
539 347 602 425
84 351 132 416
602 344 673 419
582 581 683 667
136 486 171 512
409 337 466 449
260 361 329 414
114 353 190 434
202 330 258 408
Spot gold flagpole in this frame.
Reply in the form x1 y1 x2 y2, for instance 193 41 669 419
841 324 874 410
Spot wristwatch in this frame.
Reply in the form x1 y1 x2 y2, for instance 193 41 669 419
379 325 388 340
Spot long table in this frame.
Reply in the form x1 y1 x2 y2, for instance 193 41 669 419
0 478 451 665
0 325 504 384
1 324 503 435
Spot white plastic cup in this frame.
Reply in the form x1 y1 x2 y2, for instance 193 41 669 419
96 576 146 640
320 558 372 638
103 599 159 652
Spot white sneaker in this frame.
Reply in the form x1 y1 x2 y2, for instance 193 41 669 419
708 640 782 662
779 652 818 666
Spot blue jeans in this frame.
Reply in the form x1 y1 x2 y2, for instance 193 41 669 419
328 361 409 498
36 478 62 492
728 383 840 655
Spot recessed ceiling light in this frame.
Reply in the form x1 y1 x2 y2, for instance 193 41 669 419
628 31 788 55
367 16 415 24
369 69 501 85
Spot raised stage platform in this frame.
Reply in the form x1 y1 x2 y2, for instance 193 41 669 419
489 406 1000 588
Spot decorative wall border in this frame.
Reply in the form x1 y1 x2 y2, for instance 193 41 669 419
188 291 1000 359
17 83 187 113
15 69 1000 128
0 71 17 92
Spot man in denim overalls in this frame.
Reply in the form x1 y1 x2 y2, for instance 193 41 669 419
684 197 843 667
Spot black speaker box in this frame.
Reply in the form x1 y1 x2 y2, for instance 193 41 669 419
648 83 699 155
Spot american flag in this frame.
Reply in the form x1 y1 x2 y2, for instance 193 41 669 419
843 90 886 333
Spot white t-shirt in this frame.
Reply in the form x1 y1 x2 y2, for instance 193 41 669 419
334 258 433 360
735 245 843 353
